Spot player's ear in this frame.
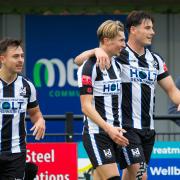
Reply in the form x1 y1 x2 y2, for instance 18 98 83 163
130 26 137 35
103 37 111 45
0 55 5 65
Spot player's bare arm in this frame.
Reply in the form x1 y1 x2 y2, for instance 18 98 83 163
28 106 46 140
158 75 180 106
80 94 129 147
74 48 110 69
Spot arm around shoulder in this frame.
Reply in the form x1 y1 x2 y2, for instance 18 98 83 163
74 48 96 66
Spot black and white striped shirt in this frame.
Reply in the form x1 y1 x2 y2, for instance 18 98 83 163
116 45 169 130
0 74 38 153
78 56 122 134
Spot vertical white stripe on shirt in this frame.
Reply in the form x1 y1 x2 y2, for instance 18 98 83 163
132 82 142 129
11 77 22 153
87 99 100 134
11 114 21 153
104 96 113 126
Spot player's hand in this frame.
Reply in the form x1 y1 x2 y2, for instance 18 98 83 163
30 118 46 140
95 48 110 70
106 124 129 147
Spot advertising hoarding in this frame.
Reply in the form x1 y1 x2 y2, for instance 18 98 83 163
27 143 77 179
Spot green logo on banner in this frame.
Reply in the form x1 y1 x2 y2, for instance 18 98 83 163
33 58 67 87
33 58 79 97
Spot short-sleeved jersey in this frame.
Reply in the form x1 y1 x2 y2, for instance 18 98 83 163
116 45 169 130
78 56 122 134
0 74 38 153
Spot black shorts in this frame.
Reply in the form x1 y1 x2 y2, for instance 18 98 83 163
119 127 155 169
0 152 26 179
83 132 122 169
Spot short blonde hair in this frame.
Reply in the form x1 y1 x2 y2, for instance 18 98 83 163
97 20 124 42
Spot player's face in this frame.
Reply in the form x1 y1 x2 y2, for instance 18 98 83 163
108 31 126 56
133 19 155 46
1 46 24 74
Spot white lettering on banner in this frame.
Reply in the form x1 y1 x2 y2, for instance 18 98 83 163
153 147 180 155
150 166 180 176
36 171 70 180
26 149 55 163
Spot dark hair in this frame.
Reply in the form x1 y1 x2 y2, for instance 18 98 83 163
126 10 154 33
0 38 22 55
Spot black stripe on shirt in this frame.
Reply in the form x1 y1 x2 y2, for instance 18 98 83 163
1 114 13 152
138 55 149 68
95 96 106 132
82 57 96 76
95 66 103 81
107 65 120 127
116 49 130 65
141 84 151 128
137 53 151 128
3 82 14 97
121 83 133 127
19 112 26 152
107 65 117 79
112 95 120 127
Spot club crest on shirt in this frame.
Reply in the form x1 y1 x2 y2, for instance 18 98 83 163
19 87 26 96
152 60 158 69
101 69 108 76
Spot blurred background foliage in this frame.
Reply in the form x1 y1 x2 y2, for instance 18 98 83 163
1 0 180 14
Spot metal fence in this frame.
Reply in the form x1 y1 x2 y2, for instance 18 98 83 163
26 113 180 142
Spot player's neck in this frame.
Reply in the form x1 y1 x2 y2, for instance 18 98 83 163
127 39 145 56
0 68 17 84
